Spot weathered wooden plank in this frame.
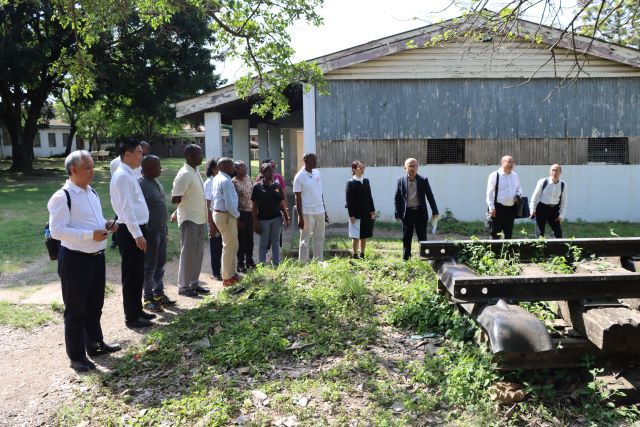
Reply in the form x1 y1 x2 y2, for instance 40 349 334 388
447 273 640 303
420 237 640 260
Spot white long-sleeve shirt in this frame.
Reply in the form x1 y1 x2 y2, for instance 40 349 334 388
110 156 141 178
110 162 149 238
486 169 522 210
530 177 568 219
47 180 107 253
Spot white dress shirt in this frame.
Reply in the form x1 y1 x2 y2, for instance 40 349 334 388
486 169 522 210
530 178 568 219
211 172 240 218
110 156 141 178
110 162 149 238
47 180 107 253
293 168 325 214
171 164 207 226
204 176 214 201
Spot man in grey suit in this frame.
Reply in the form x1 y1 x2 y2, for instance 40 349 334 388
394 158 439 260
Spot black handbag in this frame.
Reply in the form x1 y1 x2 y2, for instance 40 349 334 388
515 196 530 219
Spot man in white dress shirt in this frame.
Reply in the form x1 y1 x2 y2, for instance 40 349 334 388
293 153 327 261
529 164 567 238
47 150 121 372
486 155 522 240
110 138 155 328
109 141 149 250
211 157 242 287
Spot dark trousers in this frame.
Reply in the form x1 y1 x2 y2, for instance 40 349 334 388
209 235 222 277
143 226 167 300
237 210 254 267
535 202 562 238
116 224 146 323
402 207 427 260
491 203 516 239
57 247 105 361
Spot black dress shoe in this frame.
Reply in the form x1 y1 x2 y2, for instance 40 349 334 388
86 342 121 357
125 317 154 328
70 358 96 372
139 311 157 320
192 284 210 294
178 288 199 297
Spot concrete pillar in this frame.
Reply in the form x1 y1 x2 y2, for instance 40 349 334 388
232 119 250 172
302 85 316 154
257 123 268 163
204 112 223 158
268 126 281 167
282 129 293 181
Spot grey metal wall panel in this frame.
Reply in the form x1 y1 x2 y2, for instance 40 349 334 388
316 79 640 140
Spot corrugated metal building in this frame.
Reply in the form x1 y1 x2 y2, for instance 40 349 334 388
175 17 640 222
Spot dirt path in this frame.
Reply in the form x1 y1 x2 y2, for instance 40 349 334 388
0 251 223 427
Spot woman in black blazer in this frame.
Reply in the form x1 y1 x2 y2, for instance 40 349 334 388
345 160 376 258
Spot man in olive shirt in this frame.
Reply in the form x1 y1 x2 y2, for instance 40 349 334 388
139 155 176 312
171 144 209 297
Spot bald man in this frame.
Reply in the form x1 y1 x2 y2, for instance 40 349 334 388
394 158 439 260
486 155 522 239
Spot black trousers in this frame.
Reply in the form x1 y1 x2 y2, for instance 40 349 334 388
535 202 562 238
58 247 105 361
237 210 254 267
491 203 516 239
116 224 146 323
402 207 427 260
209 235 222 277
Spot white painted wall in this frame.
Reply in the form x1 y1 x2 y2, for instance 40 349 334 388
320 165 640 223
33 128 76 158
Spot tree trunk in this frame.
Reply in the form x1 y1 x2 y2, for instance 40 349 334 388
7 122 37 173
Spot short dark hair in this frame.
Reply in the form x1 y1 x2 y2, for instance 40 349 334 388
119 137 141 157
205 157 219 177
351 160 364 172
303 152 316 162
260 162 273 174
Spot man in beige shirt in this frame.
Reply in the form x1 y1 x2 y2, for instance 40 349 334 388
171 144 209 297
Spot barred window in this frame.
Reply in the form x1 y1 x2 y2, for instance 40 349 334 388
34 133 41 147
48 133 56 147
588 137 629 164
63 133 69 147
427 139 465 164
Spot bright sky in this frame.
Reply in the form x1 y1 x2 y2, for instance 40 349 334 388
216 0 462 82
215 0 579 83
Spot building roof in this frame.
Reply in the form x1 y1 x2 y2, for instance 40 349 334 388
175 14 640 119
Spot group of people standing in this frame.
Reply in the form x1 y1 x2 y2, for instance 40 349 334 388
47 141 566 373
487 155 567 240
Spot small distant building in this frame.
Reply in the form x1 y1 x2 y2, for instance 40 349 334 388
175 16 640 222
0 119 76 159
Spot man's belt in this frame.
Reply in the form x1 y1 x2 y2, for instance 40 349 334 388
214 209 228 213
64 247 105 256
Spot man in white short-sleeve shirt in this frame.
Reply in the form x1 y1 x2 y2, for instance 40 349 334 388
293 153 327 261
171 144 209 297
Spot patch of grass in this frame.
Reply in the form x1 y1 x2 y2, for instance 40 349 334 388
0 158 185 272
0 301 55 329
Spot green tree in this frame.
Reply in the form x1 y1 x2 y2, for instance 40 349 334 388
0 1 75 171
91 7 222 142
1 0 325 172
577 0 639 47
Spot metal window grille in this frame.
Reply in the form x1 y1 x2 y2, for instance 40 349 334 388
48 133 56 147
587 137 629 164
427 139 465 164
34 133 41 147
63 133 69 147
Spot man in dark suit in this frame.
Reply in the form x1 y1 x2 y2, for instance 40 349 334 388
394 158 439 260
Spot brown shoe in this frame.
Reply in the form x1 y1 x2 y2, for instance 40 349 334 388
222 276 241 287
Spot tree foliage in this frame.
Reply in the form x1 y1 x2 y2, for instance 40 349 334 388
577 0 640 47
1 0 325 172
